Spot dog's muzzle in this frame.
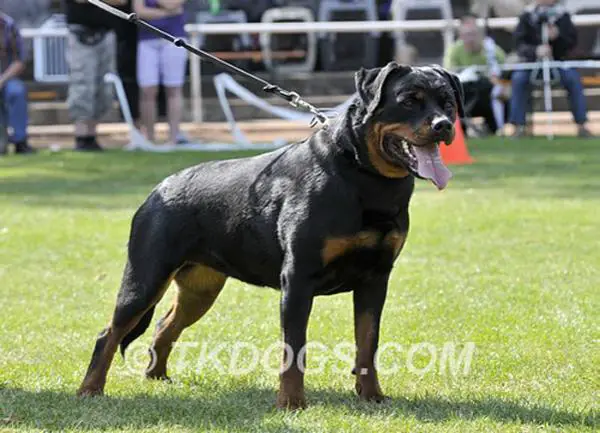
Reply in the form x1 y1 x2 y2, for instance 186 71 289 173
431 116 454 144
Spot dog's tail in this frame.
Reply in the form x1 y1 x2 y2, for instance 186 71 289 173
119 306 156 358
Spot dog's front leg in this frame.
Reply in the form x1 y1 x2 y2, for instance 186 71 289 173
352 274 389 402
276 273 314 410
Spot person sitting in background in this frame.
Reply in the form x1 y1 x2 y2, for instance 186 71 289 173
134 0 189 145
509 0 593 138
444 14 508 136
0 12 34 154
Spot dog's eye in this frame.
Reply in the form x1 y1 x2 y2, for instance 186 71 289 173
396 95 411 107
411 92 425 102
398 93 422 108
444 101 455 114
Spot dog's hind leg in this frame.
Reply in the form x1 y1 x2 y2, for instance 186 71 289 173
76 191 201 397
77 258 177 397
145 263 227 380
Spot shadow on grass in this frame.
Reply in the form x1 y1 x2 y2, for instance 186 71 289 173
1 385 595 431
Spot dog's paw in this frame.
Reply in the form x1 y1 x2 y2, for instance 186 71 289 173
76 387 104 398
276 392 307 411
355 382 387 403
145 371 172 382
358 391 388 403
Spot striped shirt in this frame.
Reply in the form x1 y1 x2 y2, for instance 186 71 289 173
0 12 25 74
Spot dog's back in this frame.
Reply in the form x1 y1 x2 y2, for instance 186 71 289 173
134 133 343 288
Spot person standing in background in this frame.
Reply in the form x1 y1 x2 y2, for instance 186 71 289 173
114 0 169 131
115 0 140 126
0 12 34 154
65 0 126 151
133 0 189 145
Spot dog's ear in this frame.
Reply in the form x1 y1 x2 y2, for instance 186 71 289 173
354 62 412 123
431 66 465 118
355 66 383 107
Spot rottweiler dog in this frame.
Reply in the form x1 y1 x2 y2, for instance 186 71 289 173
77 62 464 410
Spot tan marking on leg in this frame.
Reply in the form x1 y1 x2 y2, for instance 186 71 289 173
78 307 153 396
77 327 121 397
276 349 306 410
77 272 176 396
354 312 384 402
146 264 227 379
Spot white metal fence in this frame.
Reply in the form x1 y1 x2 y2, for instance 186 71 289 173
19 14 600 122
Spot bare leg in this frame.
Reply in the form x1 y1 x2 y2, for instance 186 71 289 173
166 86 183 143
140 86 158 142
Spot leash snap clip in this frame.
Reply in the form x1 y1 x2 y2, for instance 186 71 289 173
288 92 302 108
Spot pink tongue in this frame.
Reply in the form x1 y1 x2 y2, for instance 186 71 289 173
411 145 452 190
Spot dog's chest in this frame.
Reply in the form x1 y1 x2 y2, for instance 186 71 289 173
322 229 406 265
316 229 407 295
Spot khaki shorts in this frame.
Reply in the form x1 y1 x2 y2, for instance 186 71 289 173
67 30 116 122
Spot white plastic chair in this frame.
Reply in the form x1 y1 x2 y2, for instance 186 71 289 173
32 14 69 83
318 0 380 70
196 11 251 49
260 7 317 74
391 0 454 61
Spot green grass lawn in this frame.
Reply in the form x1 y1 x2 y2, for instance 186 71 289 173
0 138 598 432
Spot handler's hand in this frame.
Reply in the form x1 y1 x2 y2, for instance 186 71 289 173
536 44 552 59
547 24 560 41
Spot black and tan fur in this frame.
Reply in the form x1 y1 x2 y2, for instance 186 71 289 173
77 62 464 410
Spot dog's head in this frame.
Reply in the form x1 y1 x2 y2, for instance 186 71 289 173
350 62 464 190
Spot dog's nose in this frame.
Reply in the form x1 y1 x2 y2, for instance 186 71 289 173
431 117 454 142
431 117 453 134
